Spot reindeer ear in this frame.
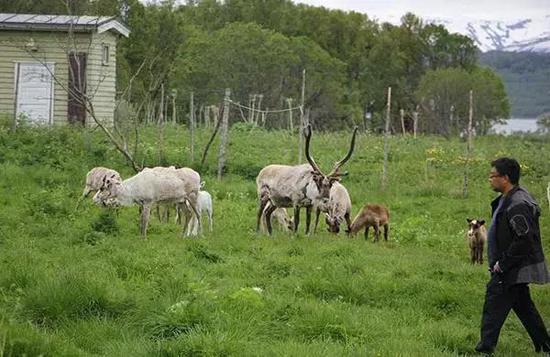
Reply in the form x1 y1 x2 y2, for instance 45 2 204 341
466 218 472 223
479 220 485 226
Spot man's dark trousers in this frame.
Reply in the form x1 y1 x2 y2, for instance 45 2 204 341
480 274 550 351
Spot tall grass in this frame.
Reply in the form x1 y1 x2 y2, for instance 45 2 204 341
0 124 548 356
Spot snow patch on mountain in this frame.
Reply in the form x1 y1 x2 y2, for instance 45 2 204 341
427 15 550 53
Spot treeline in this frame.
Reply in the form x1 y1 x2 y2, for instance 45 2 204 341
480 51 550 118
3 0 510 134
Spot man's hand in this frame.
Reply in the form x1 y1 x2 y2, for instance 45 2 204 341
492 261 503 273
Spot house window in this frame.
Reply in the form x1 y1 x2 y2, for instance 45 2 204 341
102 44 109 65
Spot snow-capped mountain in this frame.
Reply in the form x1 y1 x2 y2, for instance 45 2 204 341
429 15 550 53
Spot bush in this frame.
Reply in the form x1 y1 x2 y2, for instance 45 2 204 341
91 211 119 235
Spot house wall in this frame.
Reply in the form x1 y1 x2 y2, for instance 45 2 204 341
88 31 118 125
0 29 118 125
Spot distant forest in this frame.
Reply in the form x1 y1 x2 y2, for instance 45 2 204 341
480 51 550 118
1 0 511 134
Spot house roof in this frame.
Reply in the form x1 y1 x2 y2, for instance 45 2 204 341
0 13 130 37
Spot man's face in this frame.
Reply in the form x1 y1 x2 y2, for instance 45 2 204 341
489 167 507 193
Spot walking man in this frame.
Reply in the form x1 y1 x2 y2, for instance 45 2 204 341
476 157 550 354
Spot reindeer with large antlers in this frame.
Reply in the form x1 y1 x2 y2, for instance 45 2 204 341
256 124 358 235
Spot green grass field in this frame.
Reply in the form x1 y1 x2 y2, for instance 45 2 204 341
0 124 549 356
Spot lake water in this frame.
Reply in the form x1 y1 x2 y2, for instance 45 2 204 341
491 118 540 135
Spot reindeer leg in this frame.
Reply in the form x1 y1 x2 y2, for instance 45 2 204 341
305 206 312 235
293 206 300 233
345 213 352 233
265 204 277 236
364 226 369 241
140 204 151 238
384 224 389 241
183 207 191 236
208 208 213 232
187 198 201 236
480 243 484 265
256 195 270 233
374 223 380 242
176 205 182 225
314 208 321 234
155 205 161 222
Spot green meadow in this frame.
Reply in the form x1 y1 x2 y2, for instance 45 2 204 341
0 124 548 356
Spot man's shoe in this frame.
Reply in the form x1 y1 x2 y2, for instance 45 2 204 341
475 342 494 355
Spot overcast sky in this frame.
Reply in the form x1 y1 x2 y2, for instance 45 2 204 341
294 0 550 22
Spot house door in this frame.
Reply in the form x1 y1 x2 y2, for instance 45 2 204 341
68 53 87 125
15 62 54 125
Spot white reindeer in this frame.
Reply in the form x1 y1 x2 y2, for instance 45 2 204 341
93 168 201 238
256 124 357 235
313 181 352 234
76 167 121 208
179 188 213 235
260 203 293 233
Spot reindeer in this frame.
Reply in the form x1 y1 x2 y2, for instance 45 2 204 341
313 181 352 234
260 203 294 233
346 204 390 242
93 168 201 238
76 167 121 209
466 218 487 265
256 124 357 235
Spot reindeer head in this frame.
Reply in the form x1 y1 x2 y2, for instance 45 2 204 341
466 218 485 238
304 124 357 199
93 174 122 207
325 213 342 234
284 216 294 231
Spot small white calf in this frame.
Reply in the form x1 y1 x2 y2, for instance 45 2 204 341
179 190 213 235
260 203 293 233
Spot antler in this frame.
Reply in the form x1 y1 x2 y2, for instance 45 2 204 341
304 124 322 173
328 126 358 177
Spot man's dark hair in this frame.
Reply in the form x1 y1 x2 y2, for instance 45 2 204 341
491 157 520 185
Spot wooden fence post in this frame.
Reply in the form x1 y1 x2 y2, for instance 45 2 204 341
463 90 474 198
298 69 306 163
158 83 165 164
189 91 195 163
413 105 419 138
287 98 294 132
400 108 405 135
217 88 231 179
382 87 391 191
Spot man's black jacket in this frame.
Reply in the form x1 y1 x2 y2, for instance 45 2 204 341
490 186 550 285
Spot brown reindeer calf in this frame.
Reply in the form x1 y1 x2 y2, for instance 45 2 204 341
466 219 487 265
346 204 390 242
